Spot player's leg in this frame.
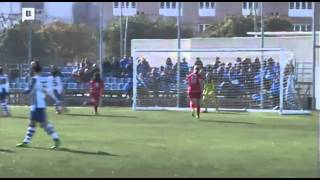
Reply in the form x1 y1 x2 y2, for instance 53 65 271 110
94 100 99 115
0 89 10 117
202 95 209 113
189 98 197 117
16 119 37 147
196 97 201 119
39 109 61 149
53 90 62 114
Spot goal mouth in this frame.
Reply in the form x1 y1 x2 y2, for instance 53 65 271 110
131 48 311 115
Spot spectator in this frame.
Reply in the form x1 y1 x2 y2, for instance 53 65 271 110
179 57 189 79
111 57 120 77
194 57 203 68
213 57 221 70
102 58 112 76
147 68 160 98
137 58 151 76
165 57 173 70
120 55 130 75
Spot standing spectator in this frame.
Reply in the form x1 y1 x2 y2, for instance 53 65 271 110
165 57 173 70
213 57 221 71
111 57 120 77
137 58 151 76
194 57 203 68
120 55 130 75
102 58 112 77
178 57 189 79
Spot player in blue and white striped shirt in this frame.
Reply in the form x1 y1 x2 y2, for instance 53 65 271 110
16 61 61 149
48 66 65 114
0 66 10 117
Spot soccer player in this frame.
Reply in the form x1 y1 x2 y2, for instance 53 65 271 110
16 61 61 149
186 65 204 119
202 65 219 113
84 72 104 115
48 66 64 114
0 66 10 117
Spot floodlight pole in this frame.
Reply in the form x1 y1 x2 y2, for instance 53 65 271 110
176 2 181 108
120 2 123 59
260 2 264 109
124 15 128 57
27 20 32 65
99 2 104 107
312 2 317 110
99 2 104 77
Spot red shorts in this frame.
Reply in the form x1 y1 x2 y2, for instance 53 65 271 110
90 94 100 106
188 92 202 99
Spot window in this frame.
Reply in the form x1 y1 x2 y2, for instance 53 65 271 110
199 2 215 9
160 2 164 8
288 2 313 17
242 2 259 16
200 2 204 9
306 24 312 31
159 2 182 16
301 2 306 9
289 2 294 9
307 2 312 9
199 24 210 33
293 24 311 32
243 2 247 9
172 2 176 8
113 2 136 9
243 2 258 10
113 2 137 16
113 2 118 8
199 2 215 16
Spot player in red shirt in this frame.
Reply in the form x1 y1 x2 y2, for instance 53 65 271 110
186 65 204 119
84 72 104 115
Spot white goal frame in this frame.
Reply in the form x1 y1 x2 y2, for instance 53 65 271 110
132 48 311 115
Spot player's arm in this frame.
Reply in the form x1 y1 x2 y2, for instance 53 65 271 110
100 81 104 97
199 77 204 93
23 78 36 95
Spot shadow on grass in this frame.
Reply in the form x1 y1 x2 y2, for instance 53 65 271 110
0 149 15 153
200 119 256 125
64 113 136 119
9 116 28 119
29 146 120 157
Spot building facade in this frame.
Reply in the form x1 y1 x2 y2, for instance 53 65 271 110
101 2 314 34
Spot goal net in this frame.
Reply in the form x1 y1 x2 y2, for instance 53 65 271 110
131 48 311 115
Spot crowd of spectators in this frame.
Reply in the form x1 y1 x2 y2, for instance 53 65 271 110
4 53 297 109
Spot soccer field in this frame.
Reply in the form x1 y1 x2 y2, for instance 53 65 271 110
0 106 318 178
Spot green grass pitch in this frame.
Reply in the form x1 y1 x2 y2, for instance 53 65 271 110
0 106 318 178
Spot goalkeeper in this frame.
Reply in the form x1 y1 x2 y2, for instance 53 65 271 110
202 65 219 113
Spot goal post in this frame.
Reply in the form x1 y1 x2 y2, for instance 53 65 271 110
131 48 311 115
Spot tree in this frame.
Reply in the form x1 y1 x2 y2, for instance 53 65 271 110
104 14 193 59
203 15 293 37
0 21 53 64
265 17 293 32
39 21 98 62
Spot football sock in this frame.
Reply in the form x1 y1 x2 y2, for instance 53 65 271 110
23 125 36 144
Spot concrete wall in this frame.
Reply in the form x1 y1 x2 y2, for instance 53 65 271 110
131 36 312 65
